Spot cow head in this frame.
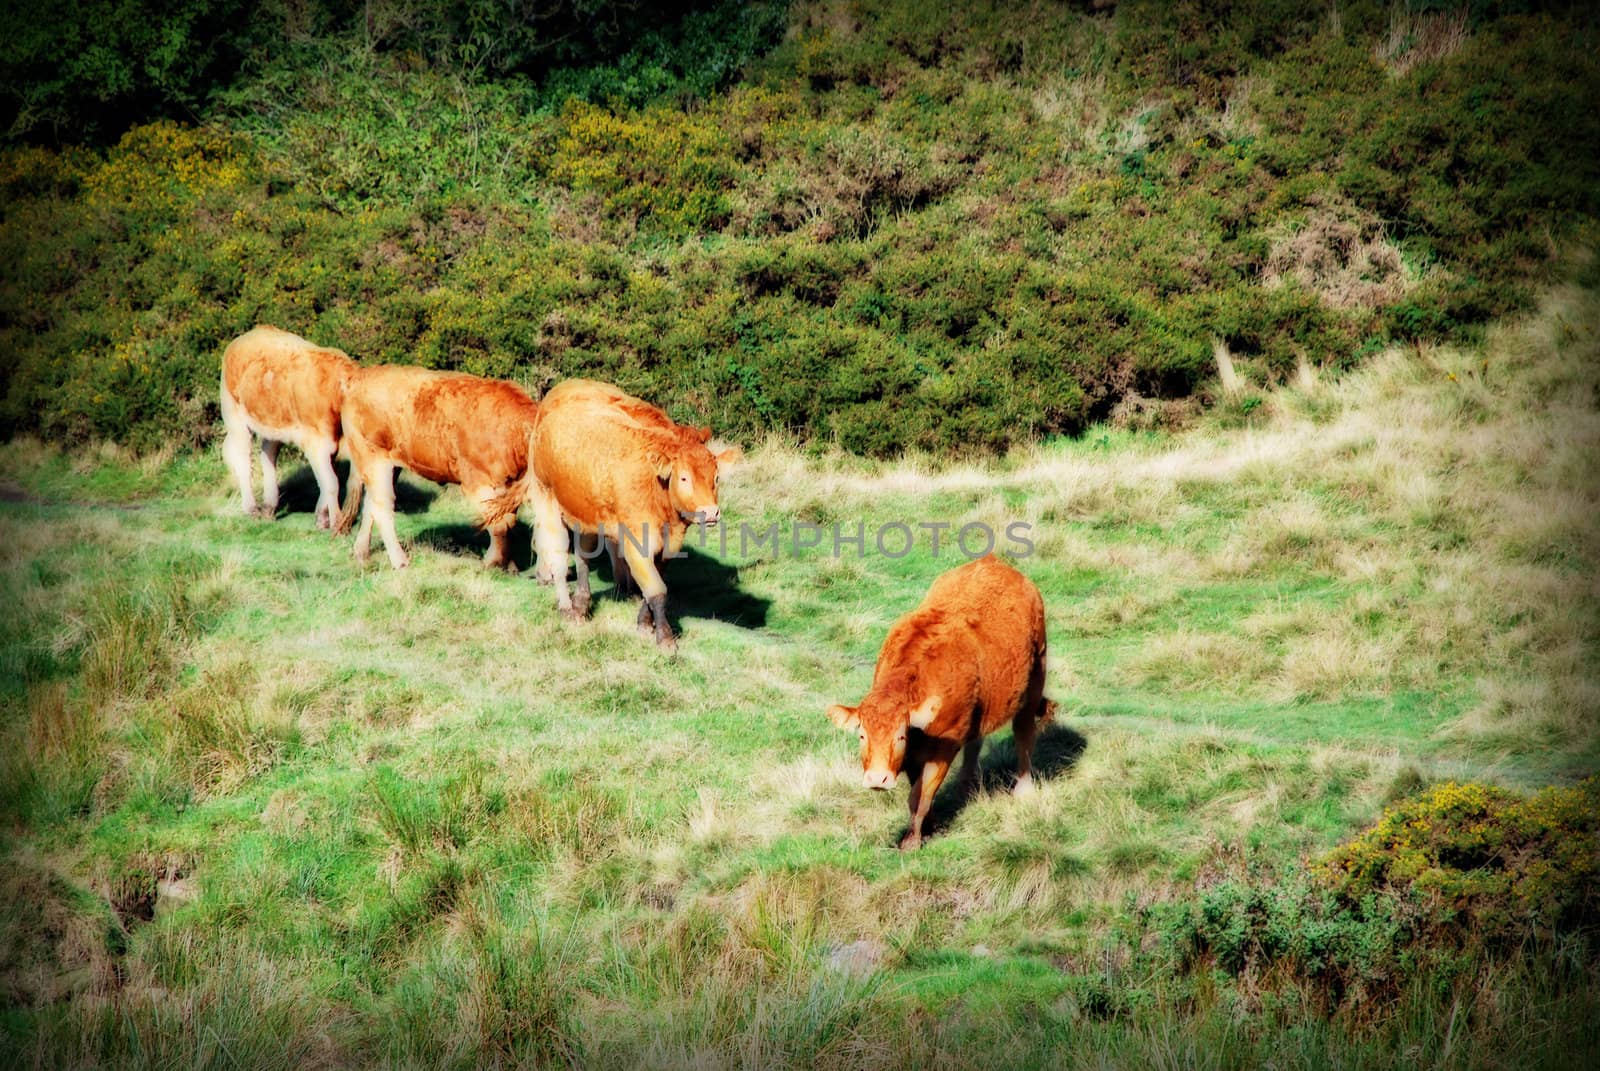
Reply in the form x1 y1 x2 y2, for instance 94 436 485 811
826 691 942 790
656 427 741 526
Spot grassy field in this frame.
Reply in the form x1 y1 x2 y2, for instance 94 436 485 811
1 283 1597 1067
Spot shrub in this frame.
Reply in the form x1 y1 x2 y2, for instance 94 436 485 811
1154 777 1600 1007
1316 778 1600 938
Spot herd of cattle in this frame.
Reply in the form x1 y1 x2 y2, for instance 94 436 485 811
219 324 1058 847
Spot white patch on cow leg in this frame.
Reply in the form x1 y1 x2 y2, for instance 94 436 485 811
527 483 574 607
221 394 256 516
307 440 339 530
258 440 281 518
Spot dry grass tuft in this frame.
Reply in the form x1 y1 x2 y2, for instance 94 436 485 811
1263 196 1420 311
1376 4 1470 76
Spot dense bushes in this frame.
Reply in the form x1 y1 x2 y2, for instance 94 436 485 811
2 1 1598 453
1 1 786 142
1149 777 1600 1007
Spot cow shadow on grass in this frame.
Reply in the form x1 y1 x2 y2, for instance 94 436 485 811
413 520 536 570
576 545 771 629
276 461 437 518
402 532 772 629
656 547 771 629
896 722 1088 847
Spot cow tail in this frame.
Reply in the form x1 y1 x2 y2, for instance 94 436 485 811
478 483 525 534
334 463 363 535
478 420 542 534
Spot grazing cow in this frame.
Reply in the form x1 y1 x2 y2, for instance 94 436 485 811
340 365 561 573
220 324 358 530
826 555 1057 850
529 378 739 650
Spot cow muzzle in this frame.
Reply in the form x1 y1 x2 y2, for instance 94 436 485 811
863 769 895 791
687 506 720 526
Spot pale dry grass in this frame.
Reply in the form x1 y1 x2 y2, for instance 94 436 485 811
1376 4 1470 76
1262 196 1422 311
738 284 1600 752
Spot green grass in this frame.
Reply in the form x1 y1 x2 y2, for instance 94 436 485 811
1 286 1597 1066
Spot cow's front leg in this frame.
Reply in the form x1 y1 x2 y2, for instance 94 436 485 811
901 743 957 850
620 531 674 651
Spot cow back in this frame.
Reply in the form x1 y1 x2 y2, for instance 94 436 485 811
345 366 539 489
223 325 354 440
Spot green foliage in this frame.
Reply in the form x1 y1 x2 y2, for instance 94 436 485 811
2 0 1598 455
1318 778 1600 936
1 1 787 142
1153 778 1600 1007
0 0 256 140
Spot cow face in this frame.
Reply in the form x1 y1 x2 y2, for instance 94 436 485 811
827 694 941 790
666 431 740 527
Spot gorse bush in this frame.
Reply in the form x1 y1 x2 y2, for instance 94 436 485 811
1317 778 1600 937
1153 777 1600 1007
2 0 1598 454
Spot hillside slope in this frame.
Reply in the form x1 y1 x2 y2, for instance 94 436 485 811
1 275 1595 1066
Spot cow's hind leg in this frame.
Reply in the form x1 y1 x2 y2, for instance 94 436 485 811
221 393 256 517
528 484 577 612
606 538 636 598
469 485 518 572
571 531 600 616
1013 654 1049 794
308 439 340 530
1012 706 1039 795
483 526 515 571
959 737 983 796
357 461 408 569
255 440 281 519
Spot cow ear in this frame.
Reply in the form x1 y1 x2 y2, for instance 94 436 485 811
825 704 860 730
693 425 713 444
644 431 680 480
908 694 942 730
712 442 744 469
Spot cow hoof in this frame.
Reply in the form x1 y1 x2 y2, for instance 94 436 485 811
654 634 678 654
252 505 276 520
898 832 923 851
561 606 587 622
1013 775 1035 797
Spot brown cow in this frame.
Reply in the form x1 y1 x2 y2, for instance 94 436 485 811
340 365 563 573
529 378 739 650
220 324 358 530
826 555 1057 849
